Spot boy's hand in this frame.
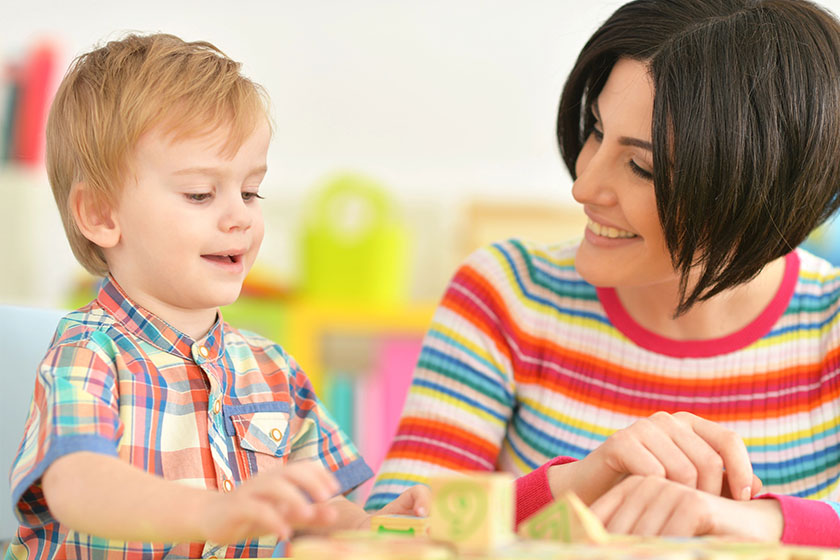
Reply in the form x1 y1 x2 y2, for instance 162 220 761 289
377 484 431 517
562 411 759 504
199 461 340 544
355 484 431 530
589 475 782 541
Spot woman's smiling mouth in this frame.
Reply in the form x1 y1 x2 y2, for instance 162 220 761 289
586 218 638 239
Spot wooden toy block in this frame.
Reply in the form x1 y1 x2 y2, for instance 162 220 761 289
370 513 430 537
291 531 454 559
427 472 515 554
691 539 787 560
786 546 840 560
517 491 609 544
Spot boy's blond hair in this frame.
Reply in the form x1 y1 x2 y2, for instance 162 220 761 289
46 33 270 276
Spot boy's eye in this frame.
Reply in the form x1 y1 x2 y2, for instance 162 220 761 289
242 192 265 202
186 193 212 202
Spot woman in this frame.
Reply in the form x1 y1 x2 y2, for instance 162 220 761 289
367 0 840 545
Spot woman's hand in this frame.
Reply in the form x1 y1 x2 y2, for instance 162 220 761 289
589 475 782 540
553 411 760 504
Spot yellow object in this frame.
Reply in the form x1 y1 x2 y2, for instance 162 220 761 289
301 173 409 304
283 298 434 393
518 491 609 544
370 514 430 537
428 472 515 554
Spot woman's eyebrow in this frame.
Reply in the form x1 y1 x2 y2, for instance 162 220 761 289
620 137 652 151
592 100 653 152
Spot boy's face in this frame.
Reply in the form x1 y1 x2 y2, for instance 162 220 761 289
104 118 270 331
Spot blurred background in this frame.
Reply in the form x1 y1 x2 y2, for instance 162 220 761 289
3 0 840 504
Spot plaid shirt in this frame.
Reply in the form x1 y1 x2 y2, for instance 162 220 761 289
6 278 372 559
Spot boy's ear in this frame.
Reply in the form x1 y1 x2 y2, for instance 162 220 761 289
69 181 121 248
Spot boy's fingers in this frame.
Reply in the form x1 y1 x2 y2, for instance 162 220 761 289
227 499 290 542
303 502 338 526
251 477 315 516
279 463 340 502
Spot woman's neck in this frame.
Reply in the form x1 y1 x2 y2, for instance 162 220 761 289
614 256 787 341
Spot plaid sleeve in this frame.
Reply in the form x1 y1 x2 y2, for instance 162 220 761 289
9 338 122 527
282 352 373 494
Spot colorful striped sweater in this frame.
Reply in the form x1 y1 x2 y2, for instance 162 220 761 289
365 239 840 546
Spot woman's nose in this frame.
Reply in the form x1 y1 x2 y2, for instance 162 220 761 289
572 143 618 206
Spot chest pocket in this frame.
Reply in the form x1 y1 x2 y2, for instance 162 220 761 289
224 402 290 459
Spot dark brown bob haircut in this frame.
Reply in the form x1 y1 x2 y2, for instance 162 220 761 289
558 0 840 316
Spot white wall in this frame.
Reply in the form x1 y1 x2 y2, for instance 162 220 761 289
1 1 638 203
3 0 840 306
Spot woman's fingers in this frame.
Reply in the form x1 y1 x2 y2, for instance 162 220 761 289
591 475 718 538
678 412 754 500
647 412 725 495
604 412 753 499
590 475 643 532
632 415 708 491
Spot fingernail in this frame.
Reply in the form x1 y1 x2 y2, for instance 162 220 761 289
740 486 751 501
416 506 427 517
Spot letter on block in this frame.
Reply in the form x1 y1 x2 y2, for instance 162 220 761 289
428 472 514 554
370 514 430 537
518 491 609 544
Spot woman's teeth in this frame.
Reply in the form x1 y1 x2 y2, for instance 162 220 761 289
587 219 637 239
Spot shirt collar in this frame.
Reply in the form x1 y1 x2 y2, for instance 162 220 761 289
96 276 225 362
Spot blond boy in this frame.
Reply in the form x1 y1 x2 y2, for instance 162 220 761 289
6 33 426 559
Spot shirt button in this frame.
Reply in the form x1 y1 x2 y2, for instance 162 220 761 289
270 428 283 442
212 400 221 415
198 345 209 358
223 479 234 493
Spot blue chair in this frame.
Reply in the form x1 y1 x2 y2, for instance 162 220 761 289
0 305 66 546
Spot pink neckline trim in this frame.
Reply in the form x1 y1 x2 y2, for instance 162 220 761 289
595 251 799 358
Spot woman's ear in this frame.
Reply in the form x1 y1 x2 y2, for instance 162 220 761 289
69 182 121 248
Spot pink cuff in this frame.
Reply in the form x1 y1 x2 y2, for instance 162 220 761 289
756 493 840 547
515 456 578 528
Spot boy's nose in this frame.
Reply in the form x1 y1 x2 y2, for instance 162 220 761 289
220 196 253 231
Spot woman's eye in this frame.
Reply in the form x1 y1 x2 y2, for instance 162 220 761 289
591 127 604 142
186 193 212 202
629 160 653 181
242 192 265 202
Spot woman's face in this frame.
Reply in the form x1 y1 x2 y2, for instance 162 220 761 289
573 57 677 289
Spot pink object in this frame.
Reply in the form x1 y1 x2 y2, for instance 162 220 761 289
381 337 423 447
353 337 421 504
515 456 578 528
598 251 799 358
758 493 840 546
354 367 384 503
14 41 57 166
